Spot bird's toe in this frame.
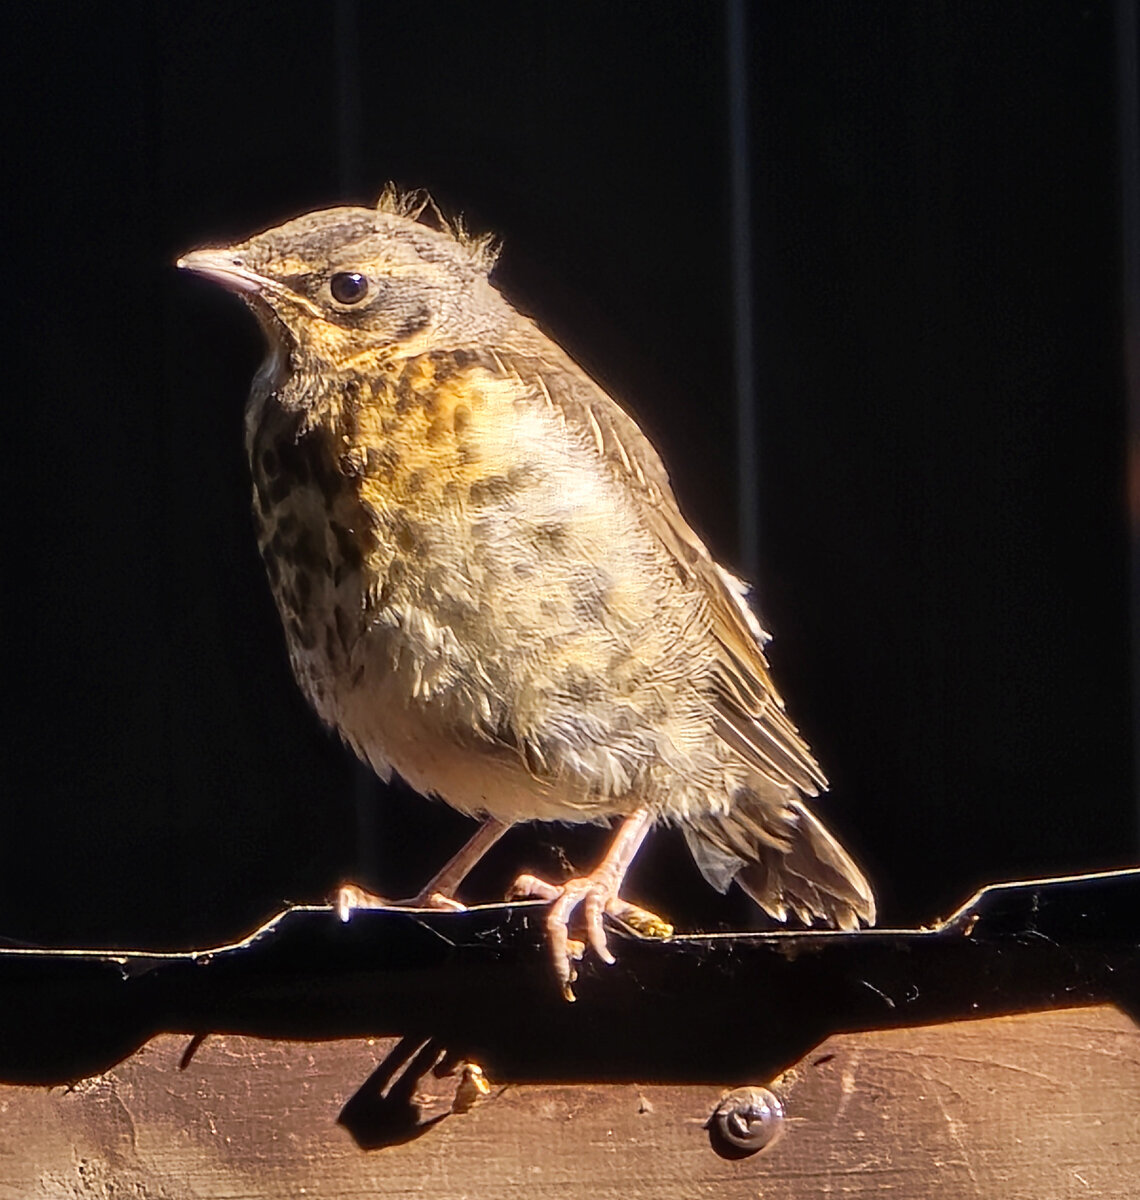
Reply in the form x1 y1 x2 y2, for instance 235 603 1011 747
333 881 467 920
506 872 561 902
334 882 390 921
607 898 674 939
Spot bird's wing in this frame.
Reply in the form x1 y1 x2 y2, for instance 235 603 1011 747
495 347 827 797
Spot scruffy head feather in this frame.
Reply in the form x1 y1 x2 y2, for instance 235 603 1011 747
376 183 500 274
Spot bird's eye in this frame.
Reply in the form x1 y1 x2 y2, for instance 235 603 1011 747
330 271 369 305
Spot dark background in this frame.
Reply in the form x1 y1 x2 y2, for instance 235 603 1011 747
2 1 1136 950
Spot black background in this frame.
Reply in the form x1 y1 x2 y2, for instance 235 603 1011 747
2 1 1136 950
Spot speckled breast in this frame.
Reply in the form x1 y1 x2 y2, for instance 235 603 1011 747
246 385 379 727
242 347 505 731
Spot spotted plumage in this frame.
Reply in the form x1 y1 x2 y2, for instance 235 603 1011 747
179 190 874 994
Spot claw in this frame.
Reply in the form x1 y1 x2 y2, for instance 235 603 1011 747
507 808 659 998
510 870 669 999
335 883 386 922
414 890 466 911
507 873 560 902
333 819 505 922
559 941 585 1002
333 882 466 921
547 905 575 996
582 887 615 964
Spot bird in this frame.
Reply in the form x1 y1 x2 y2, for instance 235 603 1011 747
178 188 875 999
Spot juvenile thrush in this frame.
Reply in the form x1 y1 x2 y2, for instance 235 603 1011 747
179 190 875 997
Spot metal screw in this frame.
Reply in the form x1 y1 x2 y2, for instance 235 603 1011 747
707 1086 785 1158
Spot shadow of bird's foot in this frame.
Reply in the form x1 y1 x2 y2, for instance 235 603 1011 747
337 1036 492 1150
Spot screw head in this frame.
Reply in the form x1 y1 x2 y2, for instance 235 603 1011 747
708 1086 785 1158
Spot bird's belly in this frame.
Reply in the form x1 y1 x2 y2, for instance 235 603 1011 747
260 534 641 825
260 487 726 826
248 386 721 826
337 676 625 824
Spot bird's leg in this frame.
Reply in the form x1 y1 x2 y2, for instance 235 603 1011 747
336 817 509 920
414 816 510 901
509 807 671 999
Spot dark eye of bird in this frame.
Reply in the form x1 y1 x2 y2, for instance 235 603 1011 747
330 271 369 305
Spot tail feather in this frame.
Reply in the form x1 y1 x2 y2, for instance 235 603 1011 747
684 793 876 930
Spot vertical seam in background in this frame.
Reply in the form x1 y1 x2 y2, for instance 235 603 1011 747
726 0 760 582
1113 0 1140 844
334 0 379 881
335 0 362 199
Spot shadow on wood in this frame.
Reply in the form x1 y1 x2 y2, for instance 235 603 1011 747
1 1013 1136 1198
335 1034 452 1149
0 867 1136 1089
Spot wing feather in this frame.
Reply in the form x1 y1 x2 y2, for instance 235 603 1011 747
493 346 827 797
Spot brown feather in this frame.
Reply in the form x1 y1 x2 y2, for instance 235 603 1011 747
495 346 828 800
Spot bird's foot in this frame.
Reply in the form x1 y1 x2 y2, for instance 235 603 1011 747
508 872 673 1000
334 882 466 922
612 903 675 940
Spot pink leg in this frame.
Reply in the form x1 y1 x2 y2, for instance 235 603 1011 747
336 817 510 921
510 808 670 999
416 817 510 900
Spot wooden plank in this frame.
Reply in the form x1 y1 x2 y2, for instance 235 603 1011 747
4 869 1137 1090
0 1005 1135 1198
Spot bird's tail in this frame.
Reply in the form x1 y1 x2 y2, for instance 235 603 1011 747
682 791 876 931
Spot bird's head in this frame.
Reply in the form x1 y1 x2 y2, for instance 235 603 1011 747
178 189 504 370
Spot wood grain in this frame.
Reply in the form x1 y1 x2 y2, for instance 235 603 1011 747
0 1005 1135 1198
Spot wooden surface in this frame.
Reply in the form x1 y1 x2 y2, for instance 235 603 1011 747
1 1005 1136 1199
5 870 1137 1090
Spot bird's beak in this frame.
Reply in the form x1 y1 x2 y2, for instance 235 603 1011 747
176 247 266 295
